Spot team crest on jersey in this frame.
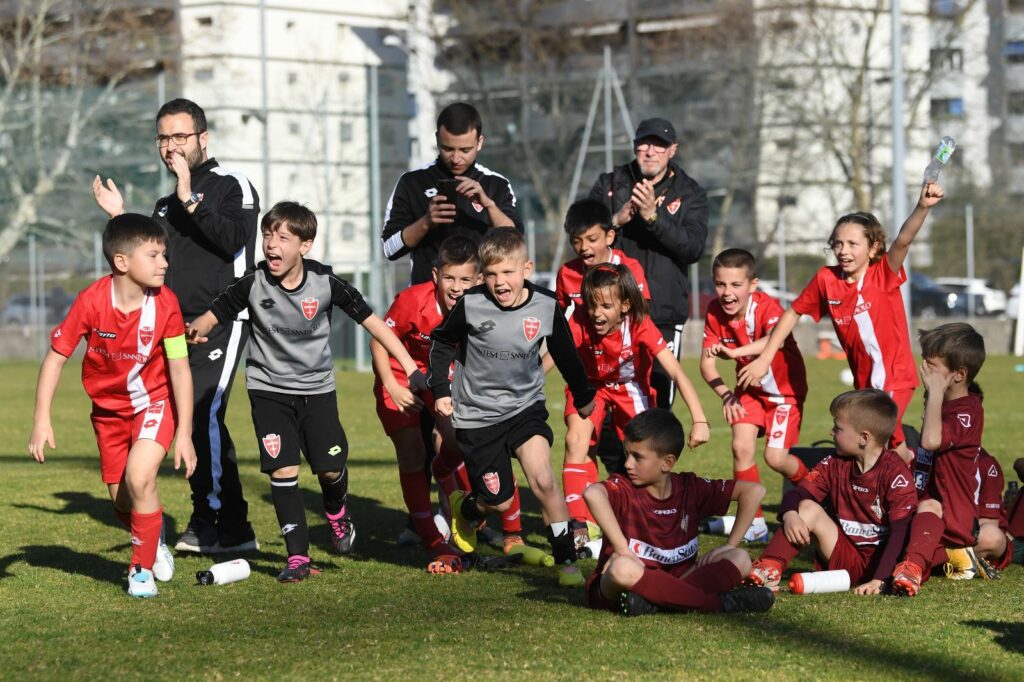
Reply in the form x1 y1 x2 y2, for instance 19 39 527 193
957 413 972 428
139 326 154 346
262 433 282 458
891 474 909 489
483 471 501 495
301 297 319 320
667 197 682 215
680 514 690 532
523 316 540 341
871 495 883 521
472 201 484 213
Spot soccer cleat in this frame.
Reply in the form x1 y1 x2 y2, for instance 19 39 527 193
943 547 981 580
720 586 776 614
974 554 1001 581
216 524 260 553
127 563 158 598
746 557 783 592
152 526 175 582
743 518 770 543
427 554 465 575
276 555 322 583
447 491 478 554
891 560 924 597
620 591 659 617
476 524 504 549
558 564 585 588
325 510 356 555
503 533 525 555
174 524 220 554
570 519 591 553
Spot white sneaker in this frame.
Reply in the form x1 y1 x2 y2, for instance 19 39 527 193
152 537 175 582
127 564 158 598
743 518 770 543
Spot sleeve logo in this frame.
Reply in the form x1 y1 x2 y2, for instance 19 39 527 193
667 197 682 215
891 474 909 489
957 413 972 428
301 297 319 320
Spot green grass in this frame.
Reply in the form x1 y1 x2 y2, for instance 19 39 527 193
1 357 1023 680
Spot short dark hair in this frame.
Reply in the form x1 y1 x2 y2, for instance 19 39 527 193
623 409 684 458
156 98 207 133
437 235 480 269
712 248 757 279
478 227 526 266
563 199 612 237
261 201 317 242
103 213 167 269
437 102 483 137
919 323 986 383
829 389 897 446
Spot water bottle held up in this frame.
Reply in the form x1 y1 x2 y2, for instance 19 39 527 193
923 136 956 183
196 558 251 585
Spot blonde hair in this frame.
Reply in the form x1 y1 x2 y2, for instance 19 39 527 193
478 227 527 266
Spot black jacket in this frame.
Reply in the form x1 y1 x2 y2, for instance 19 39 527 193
589 160 708 325
155 158 261 319
381 158 523 285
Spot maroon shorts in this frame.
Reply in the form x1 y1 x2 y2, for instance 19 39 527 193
373 371 438 437
819 532 878 585
91 400 176 484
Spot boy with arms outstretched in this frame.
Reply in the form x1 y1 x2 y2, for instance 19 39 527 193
429 228 596 584
583 409 774 616
749 390 917 595
701 248 808 542
188 201 423 582
29 214 196 598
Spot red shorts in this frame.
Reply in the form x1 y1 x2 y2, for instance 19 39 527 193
373 371 437 437
733 394 802 450
91 400 176 484
565 382 654 447
819 531 879 585
888 388 915 447
991 534 1014 571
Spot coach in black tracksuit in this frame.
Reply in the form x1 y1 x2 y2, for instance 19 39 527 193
93 98 260 553
381 102 522 285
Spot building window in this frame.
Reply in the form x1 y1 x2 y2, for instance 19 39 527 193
342 221 355 241
1005 41 1024 63
288 72 298 85
931 97 964 118
930 0 960 16
930 48 963 71
197 16 213 27
1009 91 1024 114
775 138 795 151
194 68 214 82
286 20 295 30
288 121 300 135
340 122 353 142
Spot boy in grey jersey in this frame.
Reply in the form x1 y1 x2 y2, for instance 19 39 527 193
189 202 423 582
429 228 596 584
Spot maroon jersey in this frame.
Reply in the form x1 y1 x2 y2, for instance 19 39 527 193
555 248 650 312
792 257 917 392
977 448 1007 529
799 450 916 551
594 472 735 578
51 276 184 417
568 312 666 396
379 281 442 375
702 291 807 403
914 393 983 546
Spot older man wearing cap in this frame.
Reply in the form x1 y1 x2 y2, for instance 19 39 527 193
588 117 709 411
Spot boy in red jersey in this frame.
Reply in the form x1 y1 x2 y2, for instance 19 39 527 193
583 409 773 616
555 198 649 315
975 448 1013 573
701 248 809 542
748 390 916 595
28 214 196 598
891 324 993 594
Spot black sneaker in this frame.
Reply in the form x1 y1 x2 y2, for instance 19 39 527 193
216 523 260 553
620 591 659 617
174 523 220 554
276 556 322 583
719 586 776 614
325 511 356 555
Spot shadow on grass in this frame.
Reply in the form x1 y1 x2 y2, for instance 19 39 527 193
0 545 124 585
14 491 126 533
963 620 1024 656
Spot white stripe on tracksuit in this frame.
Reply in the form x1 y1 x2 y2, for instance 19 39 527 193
205 320 244 511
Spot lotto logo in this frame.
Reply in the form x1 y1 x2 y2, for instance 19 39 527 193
143 419 158 429
260 298 276 310
424 188 438 198
771 430 783 440
262 433 282 458
385 317 396 328
208 348 223 361
328 445 343 456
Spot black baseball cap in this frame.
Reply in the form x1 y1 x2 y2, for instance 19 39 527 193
633 118 676 145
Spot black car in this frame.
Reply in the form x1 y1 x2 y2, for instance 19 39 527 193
910 273 966 319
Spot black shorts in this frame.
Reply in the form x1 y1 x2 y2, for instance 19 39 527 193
455 401 553 506
249 389 348 474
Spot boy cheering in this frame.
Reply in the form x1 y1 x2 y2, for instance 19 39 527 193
429 228 596 584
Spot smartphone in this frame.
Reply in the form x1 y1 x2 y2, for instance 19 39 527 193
436 178 458 205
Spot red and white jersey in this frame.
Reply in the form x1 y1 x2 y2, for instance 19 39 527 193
792 258 918 392
703 291 807 403
569 312 665 411
379 281 442 376
977 448 1007 527
595 472 735 578
51 276 184 417
799 450 916 548
555 248 650 312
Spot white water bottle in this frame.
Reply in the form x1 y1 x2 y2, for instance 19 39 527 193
923 136 956 183
196 559 251 585
705 515 736 535
788 569 850 594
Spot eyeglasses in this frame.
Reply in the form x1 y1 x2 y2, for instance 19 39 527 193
153 131 204 147
635 141 669 153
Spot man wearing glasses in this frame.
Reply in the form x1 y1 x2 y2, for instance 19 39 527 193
92 98 260 555
588 118 709 411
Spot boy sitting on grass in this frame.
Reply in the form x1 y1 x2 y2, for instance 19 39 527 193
583 409 774 616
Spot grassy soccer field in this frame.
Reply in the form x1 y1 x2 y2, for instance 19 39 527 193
1 356 1022 680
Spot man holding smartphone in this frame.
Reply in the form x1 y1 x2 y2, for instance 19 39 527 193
382 102 523 285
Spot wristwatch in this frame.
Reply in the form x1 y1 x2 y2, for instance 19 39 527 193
182 192 202 208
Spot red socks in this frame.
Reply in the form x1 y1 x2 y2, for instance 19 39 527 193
789 458 809 484
763 525 802 567
734 464 764 518
431 448 471 500
903 511 944 572
129 508 163 570
502 486 523 534
563 460 599 523
633 560 743 613
398 470 444 552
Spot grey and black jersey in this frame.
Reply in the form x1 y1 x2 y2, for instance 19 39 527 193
428 281 595 429
209 259 371 394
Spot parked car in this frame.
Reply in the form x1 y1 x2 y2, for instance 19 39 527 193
910 273 965 319
934 277 1006 315
1 290 73 326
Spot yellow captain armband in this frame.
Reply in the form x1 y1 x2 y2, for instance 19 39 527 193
164 334 188 360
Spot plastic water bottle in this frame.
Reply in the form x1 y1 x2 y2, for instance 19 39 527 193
1006 481 1020 511
923 136 956 183
702 515 736 535
788 569 850 594
196 558 251 585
